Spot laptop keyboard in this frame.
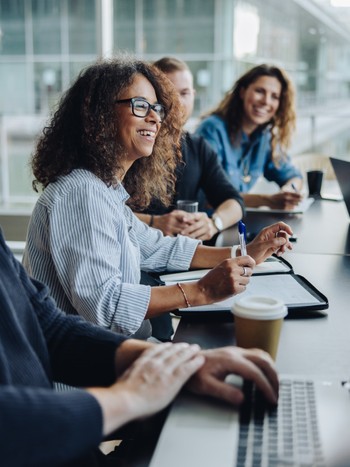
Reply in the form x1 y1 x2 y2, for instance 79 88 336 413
236 379 326 467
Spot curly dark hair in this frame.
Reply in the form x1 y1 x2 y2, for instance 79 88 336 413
202 64 296 164
31 56 184 210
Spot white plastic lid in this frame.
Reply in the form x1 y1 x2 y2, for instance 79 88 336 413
232 295 288 320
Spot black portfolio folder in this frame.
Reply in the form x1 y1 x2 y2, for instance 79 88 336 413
160 256 329 319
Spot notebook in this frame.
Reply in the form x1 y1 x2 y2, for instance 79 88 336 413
245 197 314 214
150 375 350 467
330 157 350 218
159 256 293 283
172 271 329 318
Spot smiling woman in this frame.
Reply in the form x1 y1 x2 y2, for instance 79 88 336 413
23 56 294 342
30 57 183 210
195 64 304 210
113 75 166 172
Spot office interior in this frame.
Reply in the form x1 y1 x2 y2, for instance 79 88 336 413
1 1 350 464
1 0 350 221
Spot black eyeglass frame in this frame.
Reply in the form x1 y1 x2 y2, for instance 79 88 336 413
115 97 166 121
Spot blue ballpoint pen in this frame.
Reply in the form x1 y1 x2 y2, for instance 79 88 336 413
238 220 247 256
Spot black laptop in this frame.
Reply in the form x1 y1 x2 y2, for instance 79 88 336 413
330 157 350 219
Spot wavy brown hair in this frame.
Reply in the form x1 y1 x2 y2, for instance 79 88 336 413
203 64 296 164
31 56 184 210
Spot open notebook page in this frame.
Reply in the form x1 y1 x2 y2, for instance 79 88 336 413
245 197 314 214
159 257 291 283
174 274 321 313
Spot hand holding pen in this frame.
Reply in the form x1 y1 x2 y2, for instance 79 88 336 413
237 221 294 265
238 220 247 256
263 183 302 210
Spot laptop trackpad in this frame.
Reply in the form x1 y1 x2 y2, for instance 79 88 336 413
150 392 239 467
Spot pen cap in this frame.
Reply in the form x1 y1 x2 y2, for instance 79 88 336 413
238 220 246 235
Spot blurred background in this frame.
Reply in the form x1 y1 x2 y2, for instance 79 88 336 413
1 0 350 212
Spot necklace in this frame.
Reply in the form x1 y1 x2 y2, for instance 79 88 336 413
239 125 270 184
240 153 251 184
242 173 251 184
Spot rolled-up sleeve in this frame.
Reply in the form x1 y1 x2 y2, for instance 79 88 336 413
131 209 201 272
264 153 302 187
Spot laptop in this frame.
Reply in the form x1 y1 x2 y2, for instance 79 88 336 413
330 157 350 218
150 375 350 467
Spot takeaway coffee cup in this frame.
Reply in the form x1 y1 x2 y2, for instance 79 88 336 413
176 200 199 213
307 170 323 197
231 296 287 360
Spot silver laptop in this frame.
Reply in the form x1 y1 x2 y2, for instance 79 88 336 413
150 375 350 467
330 157 350 218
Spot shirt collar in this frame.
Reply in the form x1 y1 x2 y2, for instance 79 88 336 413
112 182 130 203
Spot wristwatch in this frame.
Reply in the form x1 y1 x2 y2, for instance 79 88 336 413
212 213 224 232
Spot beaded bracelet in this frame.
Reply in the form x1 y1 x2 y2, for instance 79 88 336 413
177 282 191 308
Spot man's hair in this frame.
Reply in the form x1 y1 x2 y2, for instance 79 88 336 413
153 56 190 74
31 55 184 209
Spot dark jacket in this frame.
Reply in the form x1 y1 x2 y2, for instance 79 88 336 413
0 229 127 466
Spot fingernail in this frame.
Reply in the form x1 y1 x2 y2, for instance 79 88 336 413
190 344 201 351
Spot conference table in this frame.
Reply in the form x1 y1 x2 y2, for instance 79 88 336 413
173 252 350 377
175 194 350 374
116 195 350 466
216 196 350 256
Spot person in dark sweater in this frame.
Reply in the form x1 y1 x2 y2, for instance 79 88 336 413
0 229 279 467
135 57 244 242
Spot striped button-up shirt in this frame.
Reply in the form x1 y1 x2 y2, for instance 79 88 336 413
23 169 200 336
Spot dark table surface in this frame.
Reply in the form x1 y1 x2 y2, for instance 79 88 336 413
216 197 350 255
174 252 350 378
116 190 350 465
120 252 350 466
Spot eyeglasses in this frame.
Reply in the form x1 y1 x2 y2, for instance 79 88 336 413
115 97 166 121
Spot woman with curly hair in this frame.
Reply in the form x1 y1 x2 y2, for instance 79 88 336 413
195 64 303 209
23 57 293 340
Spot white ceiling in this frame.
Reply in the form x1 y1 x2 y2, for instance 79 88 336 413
312 0 350 31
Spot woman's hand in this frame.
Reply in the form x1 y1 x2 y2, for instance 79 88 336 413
196 255 256 302
246 221 293 264
266 190 302 210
